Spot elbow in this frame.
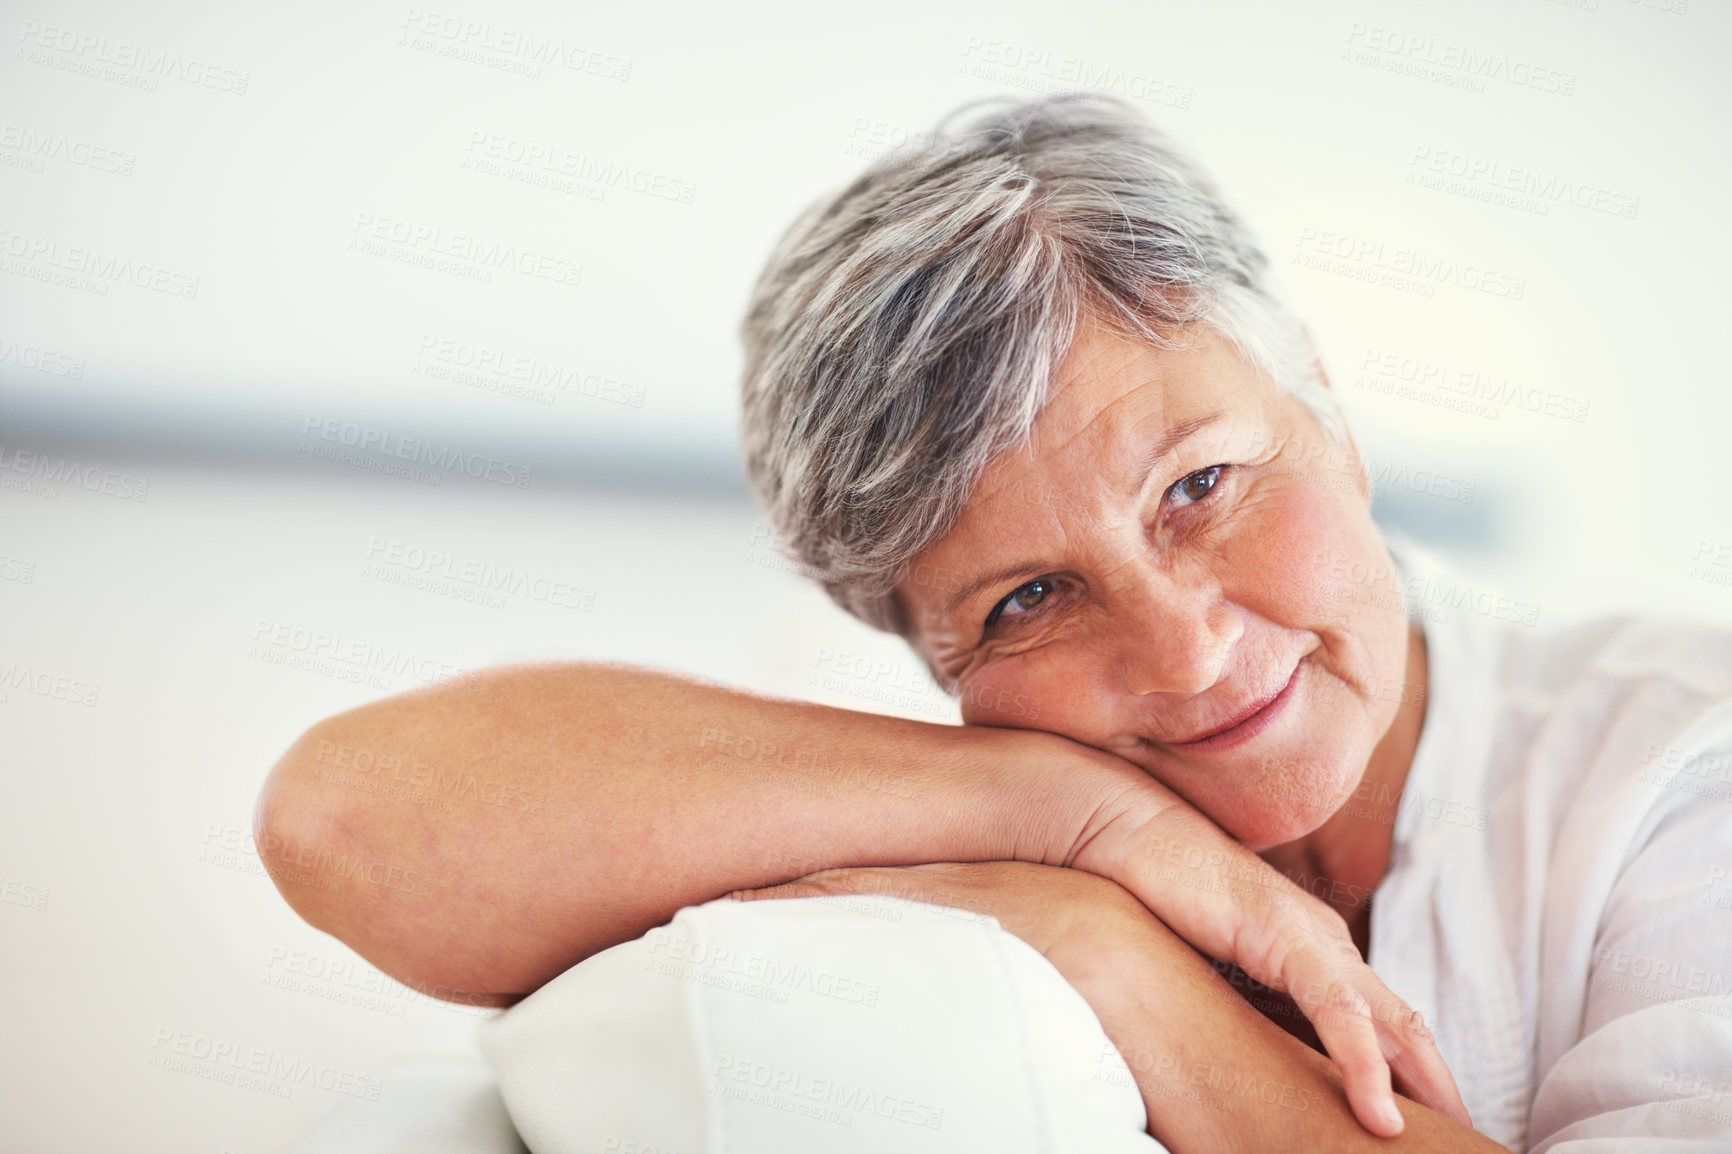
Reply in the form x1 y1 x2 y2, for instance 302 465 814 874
253 720 353 937
251 719 499 1006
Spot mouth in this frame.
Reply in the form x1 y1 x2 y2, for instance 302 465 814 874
1168 661 1303 752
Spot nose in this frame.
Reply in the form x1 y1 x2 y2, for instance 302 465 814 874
1111 558 1243 697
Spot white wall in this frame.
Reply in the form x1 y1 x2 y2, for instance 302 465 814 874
1 0 1729 1150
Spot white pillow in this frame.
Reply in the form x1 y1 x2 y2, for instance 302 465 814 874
479 894 1168 1154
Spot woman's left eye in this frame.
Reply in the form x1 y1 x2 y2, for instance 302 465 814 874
1168 465 1225 508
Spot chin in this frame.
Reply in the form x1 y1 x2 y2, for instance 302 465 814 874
1196 758 1362 851
1223 808 1331 853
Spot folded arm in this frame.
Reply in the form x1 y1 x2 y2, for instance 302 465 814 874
741 863 1500 1153
252 662 1124 1003
254 661 1465 1133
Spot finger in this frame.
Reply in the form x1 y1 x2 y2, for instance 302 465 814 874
730 867 910 904
1304 977 1405 1138
727 881 829 902
1241 901 1409 1136
1381 1008 1472 1126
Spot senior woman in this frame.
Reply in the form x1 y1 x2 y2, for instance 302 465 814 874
256 95 1732 1151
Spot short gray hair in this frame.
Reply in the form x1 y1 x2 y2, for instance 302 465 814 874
740 92 1341 635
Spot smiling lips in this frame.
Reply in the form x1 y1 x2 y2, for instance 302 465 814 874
1168 662 1303 751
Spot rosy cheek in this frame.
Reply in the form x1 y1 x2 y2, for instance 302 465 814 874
1231 479 1368 618
957 647 1117 743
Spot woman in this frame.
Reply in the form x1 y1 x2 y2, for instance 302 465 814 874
255 95 1732 1150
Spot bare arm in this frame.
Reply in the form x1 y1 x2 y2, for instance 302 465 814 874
252 662 1124 1004
254 660 1466 1134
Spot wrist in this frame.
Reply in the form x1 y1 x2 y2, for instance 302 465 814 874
948 725 1177 869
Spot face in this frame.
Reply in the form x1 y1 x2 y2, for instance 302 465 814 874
898 319 1412 850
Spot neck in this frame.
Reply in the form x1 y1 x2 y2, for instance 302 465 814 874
1263 619 1430 954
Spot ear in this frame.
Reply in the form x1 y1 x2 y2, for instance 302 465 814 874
1298 324 1373 506
1300 323 1332 392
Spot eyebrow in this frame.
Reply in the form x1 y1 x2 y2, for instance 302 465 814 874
939 410 1227 619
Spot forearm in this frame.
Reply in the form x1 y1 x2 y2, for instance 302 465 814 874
1078 916 1499 1153
252 662 1145 1003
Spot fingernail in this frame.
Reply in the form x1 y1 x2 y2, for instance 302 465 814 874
1380 1098 1406 1133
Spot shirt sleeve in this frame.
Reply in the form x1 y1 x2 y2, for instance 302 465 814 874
1528 755 1732 1152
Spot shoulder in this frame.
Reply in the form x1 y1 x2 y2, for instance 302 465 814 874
1465 612 1732 784
1506 612 1732 703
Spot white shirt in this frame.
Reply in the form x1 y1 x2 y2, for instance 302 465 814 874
1376 539 1732 1150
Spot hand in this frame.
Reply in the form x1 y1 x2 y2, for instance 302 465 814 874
734 862 1496 1154
1059 778 1471 1137
733 859 1151 1002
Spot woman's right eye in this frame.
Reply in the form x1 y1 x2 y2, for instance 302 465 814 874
986 576 1057 628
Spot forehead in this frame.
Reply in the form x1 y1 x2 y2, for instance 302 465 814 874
969 321 1268 509
893 321 1284 638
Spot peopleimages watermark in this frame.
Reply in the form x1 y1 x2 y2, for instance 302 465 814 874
1319 551 1541 628
1 875 51 911
1355 347 1590 424
462 131 695 205
1364 455 1477 505
298 414 534 488
842 117 934 162
362 536 597 612
247 616 479 695
1701 865 1732 916
1656 1070 1732 1129
1292 227 1525 302
14 20 250 95
312 739 549 816
806 648 958 721
256 828 434 898
0 444 147 503
1639 742 1732 804
0 227 200 299
0 122 134 176
347 211 582 290
0 333 86 378
958 36 1193 110
147 1027 381 1102
1342 23 1576 96
643 927 883 1008
1591 945 1732 1005
0 662 101 707
711 1053 945 1130
398 8 632 81
261 945 497 1020
199 823 273 880
697 724 920 800
1406 146 1639 221
1095 1041 1332 1115
412 334 645 409
1687 539 1732 592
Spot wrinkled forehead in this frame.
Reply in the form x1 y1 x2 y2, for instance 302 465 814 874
892 323 1300 639
969 323 1284 514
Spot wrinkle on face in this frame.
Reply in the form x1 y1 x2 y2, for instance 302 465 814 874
894 318 1410 849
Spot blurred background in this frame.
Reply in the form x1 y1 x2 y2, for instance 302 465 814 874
1 0 1727 1149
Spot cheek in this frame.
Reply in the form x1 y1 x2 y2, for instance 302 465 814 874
956 649 1111 737
1230 475 1402 663
1228 478 1363 614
